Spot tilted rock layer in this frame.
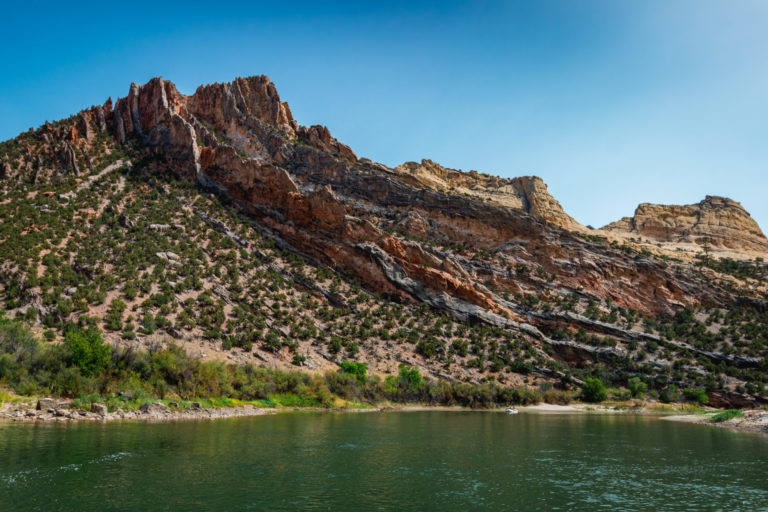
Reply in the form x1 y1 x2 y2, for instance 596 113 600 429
395 159 583 231
5 75 764 321
3 74 768 407
604 196 768 253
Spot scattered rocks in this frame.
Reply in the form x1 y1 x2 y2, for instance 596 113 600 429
118 214 135 229
155 251 181 266
3 401 273 423
212 285 230 303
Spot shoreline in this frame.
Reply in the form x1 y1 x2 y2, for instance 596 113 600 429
661 410 768 435
2 398 765 434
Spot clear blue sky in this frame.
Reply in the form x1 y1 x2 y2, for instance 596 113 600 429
2 1 767 232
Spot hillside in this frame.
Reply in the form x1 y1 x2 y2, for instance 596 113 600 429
1 75 767 407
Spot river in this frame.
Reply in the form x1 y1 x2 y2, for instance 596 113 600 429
1 411 767 510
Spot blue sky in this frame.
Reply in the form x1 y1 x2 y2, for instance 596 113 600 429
2 1 767 231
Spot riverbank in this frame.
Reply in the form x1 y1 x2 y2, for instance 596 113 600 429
2 390 766 433
0 397 277 423
662 409 768 434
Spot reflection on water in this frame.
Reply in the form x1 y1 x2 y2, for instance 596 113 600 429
1 412 767 511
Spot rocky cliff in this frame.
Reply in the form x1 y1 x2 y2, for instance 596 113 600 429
603 196 768 254
2 76 761 318
394 160 583 231
1 75 767 406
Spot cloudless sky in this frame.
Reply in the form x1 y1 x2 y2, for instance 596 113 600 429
1 1 767 231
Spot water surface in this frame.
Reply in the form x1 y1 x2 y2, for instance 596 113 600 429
1 411 767 510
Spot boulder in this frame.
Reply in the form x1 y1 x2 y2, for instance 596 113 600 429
118 214 135 229
91 403 108 417
139 402 170 414
37 398 56 411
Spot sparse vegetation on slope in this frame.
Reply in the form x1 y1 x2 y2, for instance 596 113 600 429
1 76 766 411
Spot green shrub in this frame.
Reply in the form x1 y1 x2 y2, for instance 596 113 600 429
63 325 111 377
581 377 607 403
543 389 573 405
339 361 367 382
683 387 709 405
627 377 647 398
710 409 743 423
660 386 680 404
398 365 423 388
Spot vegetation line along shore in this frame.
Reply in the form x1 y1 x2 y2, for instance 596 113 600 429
3 312 760 429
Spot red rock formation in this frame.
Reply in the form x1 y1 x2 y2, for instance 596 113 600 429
89 75 755 320
10 75 758 324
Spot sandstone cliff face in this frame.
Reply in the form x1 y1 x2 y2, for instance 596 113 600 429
604 196 768 254
69 75 749 320
5 75 761 320
4 74 768 406
394 160 583 231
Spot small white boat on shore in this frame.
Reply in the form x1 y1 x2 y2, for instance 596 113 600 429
506 408 518 415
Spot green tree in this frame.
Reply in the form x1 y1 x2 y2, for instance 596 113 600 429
683 387 709 405
339 361 368 382
64 326 111 377
581 377 607 403
627 377 648 398
398 365 423 389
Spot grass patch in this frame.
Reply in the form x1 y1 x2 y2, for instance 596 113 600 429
710 409 744 423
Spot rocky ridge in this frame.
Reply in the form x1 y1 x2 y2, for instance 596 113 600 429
1 75 767 407
394 159 583 231
603 196 768 254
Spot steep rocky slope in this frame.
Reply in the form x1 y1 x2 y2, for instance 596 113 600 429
1 75 767 406
603 196 768 254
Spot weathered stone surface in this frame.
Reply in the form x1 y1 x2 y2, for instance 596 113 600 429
604 196 768 253
90 75 763 323
139 402 170 414
37 398 56 411
2 73 767 406
395 160 583 231
91 403 108 417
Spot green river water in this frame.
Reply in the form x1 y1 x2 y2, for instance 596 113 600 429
1 411 767 511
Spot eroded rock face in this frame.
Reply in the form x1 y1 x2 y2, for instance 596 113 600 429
395 160 583 231
604 196 768 253
89 76 758 319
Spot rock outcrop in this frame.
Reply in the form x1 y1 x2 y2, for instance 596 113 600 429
604 196 768 253
395 159 583 231
73 75 757 319
3 74 768 406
